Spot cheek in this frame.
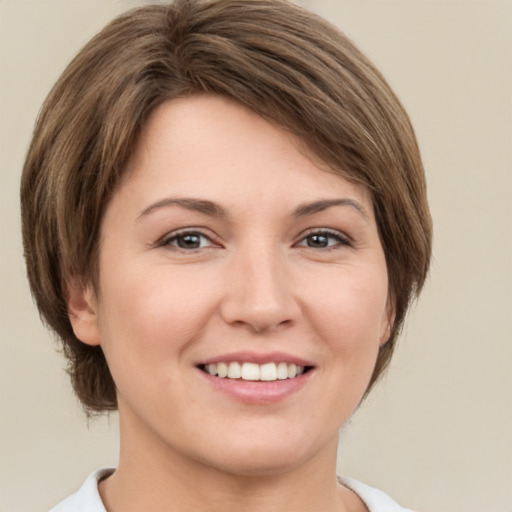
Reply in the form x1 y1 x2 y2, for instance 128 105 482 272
303 266 388 382
95 264 219 368
308 269 388 340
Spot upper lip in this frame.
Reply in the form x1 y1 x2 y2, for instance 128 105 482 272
197 351 315 367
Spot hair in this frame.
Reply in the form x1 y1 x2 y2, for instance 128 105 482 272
21 0 432 413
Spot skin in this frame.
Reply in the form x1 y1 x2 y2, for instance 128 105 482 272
68 95 393 512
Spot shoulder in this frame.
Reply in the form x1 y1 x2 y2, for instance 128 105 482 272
48 468 114 512
340 476 414 512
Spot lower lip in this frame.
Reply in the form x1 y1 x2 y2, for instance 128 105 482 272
197 368 312 404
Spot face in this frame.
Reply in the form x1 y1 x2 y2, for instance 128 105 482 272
70 95 391 476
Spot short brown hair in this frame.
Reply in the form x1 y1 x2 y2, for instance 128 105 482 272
21 0 432 413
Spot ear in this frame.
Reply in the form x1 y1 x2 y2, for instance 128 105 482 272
66 277 101 346
379 296 396 346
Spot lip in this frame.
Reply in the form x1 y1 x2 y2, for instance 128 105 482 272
197 351 315 367
197 368 313 404
195 351 315 405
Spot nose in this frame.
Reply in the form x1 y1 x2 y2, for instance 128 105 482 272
219 245 300 334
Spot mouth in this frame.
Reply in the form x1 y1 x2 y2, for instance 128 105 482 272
197 361 314 382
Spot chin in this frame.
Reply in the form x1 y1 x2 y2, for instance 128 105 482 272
211 450 308 478
196 430 326 478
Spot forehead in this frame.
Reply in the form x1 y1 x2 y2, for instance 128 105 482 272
115 94 373 216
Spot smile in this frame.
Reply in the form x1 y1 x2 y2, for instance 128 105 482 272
199 362 311 381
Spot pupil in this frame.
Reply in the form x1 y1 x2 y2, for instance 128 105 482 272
178 234 200 248
308 234 327 247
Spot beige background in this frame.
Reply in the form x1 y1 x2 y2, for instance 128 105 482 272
1 1 511 511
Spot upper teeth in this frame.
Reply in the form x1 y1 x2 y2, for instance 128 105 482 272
205 362 305 381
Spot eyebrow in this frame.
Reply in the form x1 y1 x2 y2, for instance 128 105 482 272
293 198 369 221
137 196 368 221
137 197 227 220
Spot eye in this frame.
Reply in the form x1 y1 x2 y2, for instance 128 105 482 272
161 230 216 250
296 230 351 249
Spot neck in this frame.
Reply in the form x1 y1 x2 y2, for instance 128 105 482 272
99 410 362 512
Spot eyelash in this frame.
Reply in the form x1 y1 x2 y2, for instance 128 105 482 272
296 229 352 250
158 228 351 252
159 229 218 251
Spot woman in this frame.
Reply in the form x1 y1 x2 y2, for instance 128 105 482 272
21 0 432 511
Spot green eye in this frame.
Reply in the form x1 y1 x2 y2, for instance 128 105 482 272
176 233 203 248
305 234 330 248
163 231 214 250
297 230 350 249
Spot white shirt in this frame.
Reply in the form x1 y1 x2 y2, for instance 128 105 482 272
49 468 412 512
